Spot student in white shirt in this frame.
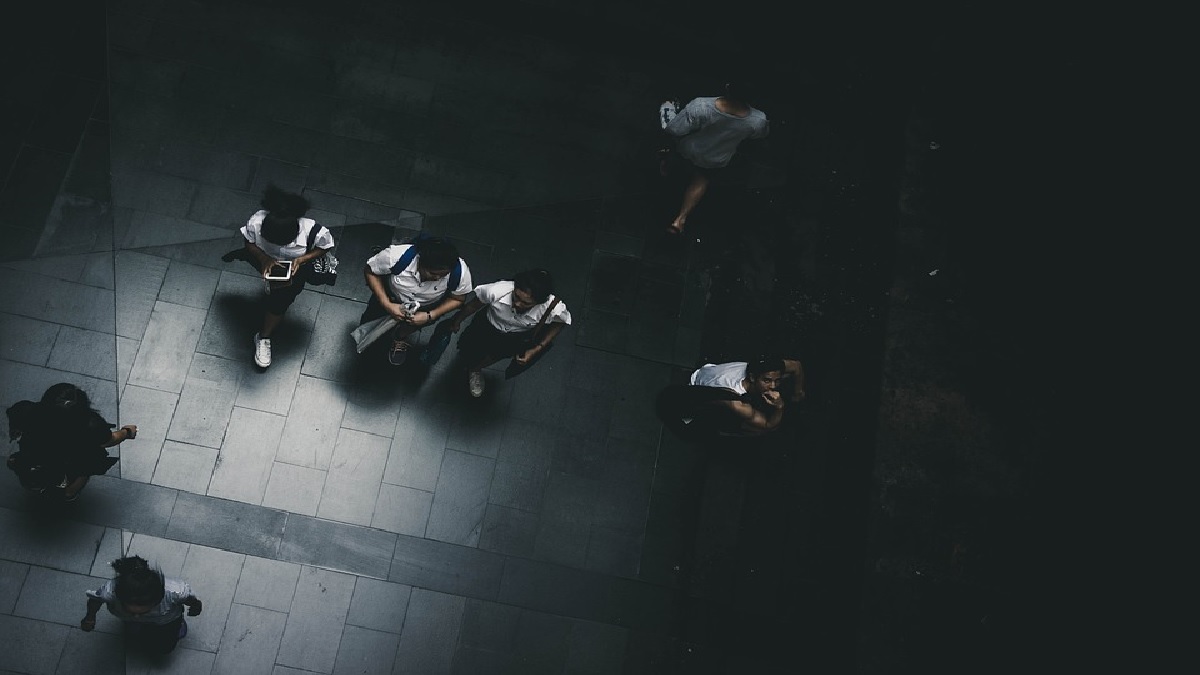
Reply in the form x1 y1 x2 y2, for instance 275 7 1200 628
229 186 334 369
361 237 473 366
445 269 571 397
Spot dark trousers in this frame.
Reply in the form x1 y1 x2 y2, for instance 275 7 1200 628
125 617 184 654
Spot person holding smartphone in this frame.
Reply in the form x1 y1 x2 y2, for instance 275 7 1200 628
234 185 334 368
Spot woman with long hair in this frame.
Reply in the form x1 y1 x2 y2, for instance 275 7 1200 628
5 383 136 501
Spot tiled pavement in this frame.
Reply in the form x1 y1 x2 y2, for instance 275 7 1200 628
0 1 823 673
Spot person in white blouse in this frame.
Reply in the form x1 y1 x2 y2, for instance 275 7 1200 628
361 236 473 366
445 269 572 397
230 186 334 369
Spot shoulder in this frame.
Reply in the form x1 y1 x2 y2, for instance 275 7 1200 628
244 210 267 229
475 280 512 300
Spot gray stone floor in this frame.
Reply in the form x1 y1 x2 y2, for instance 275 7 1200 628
2 1 815 673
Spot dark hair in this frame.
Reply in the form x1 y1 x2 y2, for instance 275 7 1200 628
747 358 785 377
259 185 310 246
111 556 165 606
40 383 95 413
512 269 554 303
415 238 459 271
723 80 758 104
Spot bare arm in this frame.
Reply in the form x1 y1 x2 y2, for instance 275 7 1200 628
720 393 785 434
783 359 806 402
449 296 485 331
102 425 138 448
515 321 567 364
80 597 104 631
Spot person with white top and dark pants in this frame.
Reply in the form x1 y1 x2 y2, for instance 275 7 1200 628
445 269 571 397
228 185 334 369
361 236 473 366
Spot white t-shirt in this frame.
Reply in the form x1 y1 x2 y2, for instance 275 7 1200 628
689 361 748 394
473 280 572 333
366 244 473 306
87 577 193 625
240 210 334 261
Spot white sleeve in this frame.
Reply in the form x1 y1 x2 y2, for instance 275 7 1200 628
241 210 267 244
313 225 335 250
550 300 572 325
451 261 473 296
367 245 406 276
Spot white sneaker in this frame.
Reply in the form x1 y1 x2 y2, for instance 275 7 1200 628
659 100 679 129
468 371 484 398
253 333 272 368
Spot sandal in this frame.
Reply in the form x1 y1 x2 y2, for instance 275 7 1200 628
388 340 411 366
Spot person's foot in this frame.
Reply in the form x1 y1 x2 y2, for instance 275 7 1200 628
388 340 410 366
468 371 485 398
667 218 685 235
253 333 272 368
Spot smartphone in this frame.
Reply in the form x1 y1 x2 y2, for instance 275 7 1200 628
265 260 293 281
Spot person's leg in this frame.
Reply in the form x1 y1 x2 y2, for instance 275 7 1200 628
256 281 304 368
62 475 89 501
669 169 710 234
260 311 284 339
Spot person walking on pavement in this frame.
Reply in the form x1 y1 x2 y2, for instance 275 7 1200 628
360 235 473 365
81 555 203 655
224 185 335 369
661 80 770 235
657 357 804 438
5 383 135 502
443 269 571 397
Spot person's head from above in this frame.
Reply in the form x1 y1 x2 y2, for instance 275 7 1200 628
414 238 459 282
40 382 92 413
722 79 758 105
511 269 554 311
259 184 311 246
745 358 786 396
111 556 165 616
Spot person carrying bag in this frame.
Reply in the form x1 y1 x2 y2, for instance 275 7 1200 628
444 269 571 398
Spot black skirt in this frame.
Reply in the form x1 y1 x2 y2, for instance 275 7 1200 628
456 314 534 360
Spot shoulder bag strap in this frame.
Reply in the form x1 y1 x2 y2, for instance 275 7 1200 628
532 297 561 338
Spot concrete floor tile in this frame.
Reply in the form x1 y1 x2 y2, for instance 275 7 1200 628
126 300 207 393
276 375 346 470
478 504 538 558
0 560 31 614
276 515 395 580
585 526 644 579
389 535 504 600
340 378 404 439
151 440 217 494
208 407 286 505
186 183 261 231
88 527 124 577
13 567 106 628
108 169 198 220
125 533 189 577
261 462 325 516
458 598 521 653
72 476 177 538
0 614 71 675
425 449 494 547
371 483 432 537
0 313 59 366
46 324 117 381
383 399 452 493
317 428 389 527
0 266 115 334
488 461 547 513
275 566 355 673
180 544 246 652
393 589 465 675
533 518 590 569
56 626 125 675
233 556 301 614
295 295 365 382
125 646 214 675
159 260 220 310
346 577 411 634
113 250 169 340
166 492 286 559
113 384 178 483
166 353 242 449
213 604 288 675
116 335 138 393
195 271 265 361
331 625 400 675
0 509 105 574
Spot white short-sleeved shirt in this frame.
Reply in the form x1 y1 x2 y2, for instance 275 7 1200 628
474 280 572 333
240 210 334 262
689 362 748 395
87 577 193 625
366 244 473 306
